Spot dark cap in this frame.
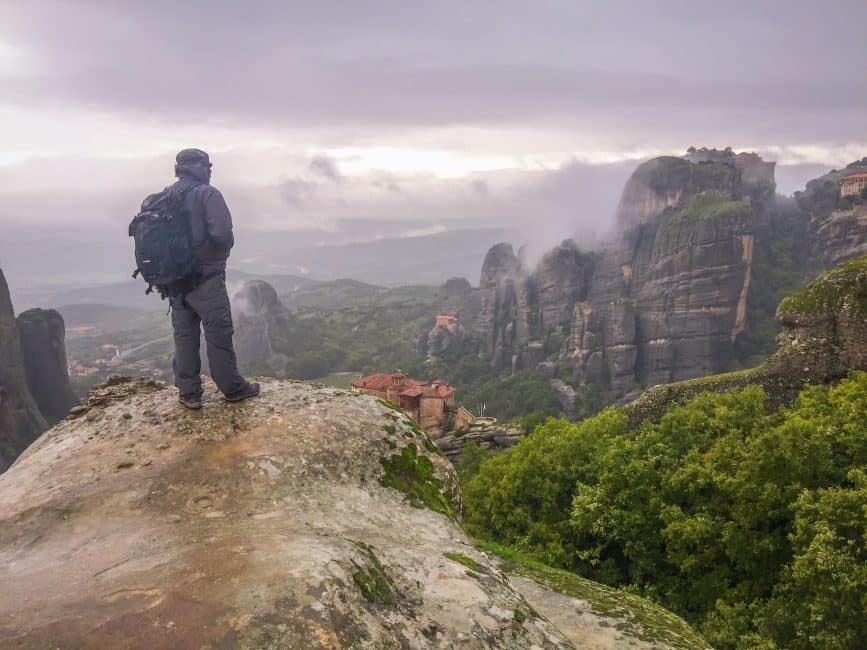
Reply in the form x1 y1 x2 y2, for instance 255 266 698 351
175 148 211 165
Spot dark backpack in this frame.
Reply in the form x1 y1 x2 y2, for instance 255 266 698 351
129 184 200 299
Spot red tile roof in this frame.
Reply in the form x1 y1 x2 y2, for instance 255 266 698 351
352 373 455 399
842 172 867 181
351 373 424 391
431 384 455 398
400 384 455 398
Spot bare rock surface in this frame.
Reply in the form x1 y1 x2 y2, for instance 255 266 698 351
534 241 592 332
15 307 78 422
511 577 668 650
475 151 771 400
0 269 46 473
799 159 867 279
476 243 533 370
435 425 524 465
622 255 867 425
232 280 295 375
0 376 585 649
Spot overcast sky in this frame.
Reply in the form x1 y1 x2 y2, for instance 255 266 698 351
1 0 865 243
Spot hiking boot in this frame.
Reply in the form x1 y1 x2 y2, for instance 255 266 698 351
178 393 203 409
225 381 260 403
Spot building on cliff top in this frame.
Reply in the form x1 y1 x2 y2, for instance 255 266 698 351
435 313 459 332
841 172 867 197
351 372 457 435
683 146 775 190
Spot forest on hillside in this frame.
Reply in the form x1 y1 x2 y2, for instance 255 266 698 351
462 374 867 650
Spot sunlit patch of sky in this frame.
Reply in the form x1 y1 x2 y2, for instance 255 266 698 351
0 1 864 237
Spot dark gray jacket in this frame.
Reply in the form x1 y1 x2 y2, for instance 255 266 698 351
170 175 235 277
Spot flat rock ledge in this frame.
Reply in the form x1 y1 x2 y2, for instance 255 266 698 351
0 377 581 649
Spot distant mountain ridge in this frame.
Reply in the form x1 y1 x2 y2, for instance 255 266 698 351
1 226 510 295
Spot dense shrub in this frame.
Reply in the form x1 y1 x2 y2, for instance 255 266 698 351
464 372 867 649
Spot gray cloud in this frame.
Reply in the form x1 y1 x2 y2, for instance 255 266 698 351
1 1 865 146
0 0 864 275
280 178 318 208
308 155 342 182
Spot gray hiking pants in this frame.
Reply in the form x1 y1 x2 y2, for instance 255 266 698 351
170 273 245 398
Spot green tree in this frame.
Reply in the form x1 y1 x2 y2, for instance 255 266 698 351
463 372 867 649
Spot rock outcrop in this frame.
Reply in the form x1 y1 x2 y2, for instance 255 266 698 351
798 158 867 279
534 241 593 332
15 308 78 422
0 376 694 648
476 243 533 370
623 255 867 425
550 380 577 420
438 276 473 302
435 423 523 465
0 269 46 473
476 150 770 398
232 280 295 375
579 157 764 394
422 317 465 360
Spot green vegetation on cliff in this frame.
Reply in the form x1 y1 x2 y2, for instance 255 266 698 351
663 192 751 224
380 443 455 518
475 540 712 650
777 255 867 320
463 373 867 649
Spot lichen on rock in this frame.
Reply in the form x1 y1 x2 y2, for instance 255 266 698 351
379 442 455 518
777 254 867 322
0 376 579 648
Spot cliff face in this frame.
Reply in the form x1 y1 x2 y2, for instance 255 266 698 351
534 241 593 332
476 243 533 369
773 254 867 378
799 158 867 279
0 375 693 648
585 157 764 394
15 308 78 422
623 255 867 424
232 280 295 374
0 270 46 472
477 151 768 397
633 199 754 387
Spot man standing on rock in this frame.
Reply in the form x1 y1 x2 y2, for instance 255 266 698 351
157 148 259 409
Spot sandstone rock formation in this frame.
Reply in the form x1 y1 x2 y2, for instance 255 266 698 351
623 255 867 425
798 158 867 279
423 317 465 360
15 308 78 422
438 276 473 302
435 423 523 465
476 243 533 370
0 376 695 648
232 280 295 375
476 150 770 398
577 157 764 394
534 241 593 332
0 269 46 473
550 380 577 420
